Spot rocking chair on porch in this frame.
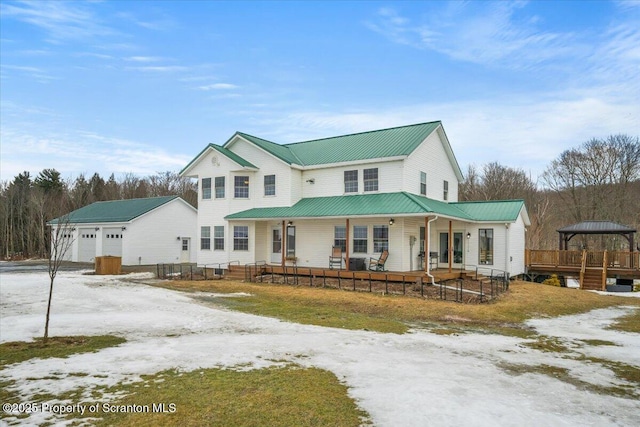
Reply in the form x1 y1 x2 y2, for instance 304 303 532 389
369 250 389 271
329 246 344 269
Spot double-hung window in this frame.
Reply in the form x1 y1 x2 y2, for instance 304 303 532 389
363 168 378 192
202 178 212 200
213 226 224 250
334 226 346 252
215 177 225 199
443 180 449 201
344 170 358 193
352 225 367 253
264 175 276 196
373 225 389 252
479 229 493 265
420 172 427 196
235 176 249 198
234 226 249 251
200 226 211 250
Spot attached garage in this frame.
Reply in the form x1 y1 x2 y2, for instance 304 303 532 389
49 196 197 266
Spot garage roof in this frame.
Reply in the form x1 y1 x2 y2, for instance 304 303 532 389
49 196 179 224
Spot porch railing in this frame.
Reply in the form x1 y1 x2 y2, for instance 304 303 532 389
526 249 638 270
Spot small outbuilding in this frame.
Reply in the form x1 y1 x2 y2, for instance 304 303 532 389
49 196 197 265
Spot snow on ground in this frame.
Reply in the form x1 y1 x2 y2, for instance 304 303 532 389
1 268 639 427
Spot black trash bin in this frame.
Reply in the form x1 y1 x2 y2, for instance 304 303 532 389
349 257 366 271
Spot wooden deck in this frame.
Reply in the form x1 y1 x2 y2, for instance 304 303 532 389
525 250 640 290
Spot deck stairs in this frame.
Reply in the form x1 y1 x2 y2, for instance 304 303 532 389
581 268 604 291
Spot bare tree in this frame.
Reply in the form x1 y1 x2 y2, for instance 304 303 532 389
43 214 75 342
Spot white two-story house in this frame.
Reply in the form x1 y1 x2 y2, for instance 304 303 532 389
180 121 530 276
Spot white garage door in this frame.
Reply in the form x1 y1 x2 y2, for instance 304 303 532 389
78 229 97 262
102 227 123 257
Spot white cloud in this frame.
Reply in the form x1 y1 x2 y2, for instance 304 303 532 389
124 56 166 62
197 83 239 91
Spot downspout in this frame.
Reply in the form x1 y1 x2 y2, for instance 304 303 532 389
426 216 439 285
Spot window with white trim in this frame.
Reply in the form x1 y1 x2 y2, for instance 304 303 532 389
264 175 276 196
479 228 493 265
443 180 449 201
352 225 367 253
235 176 249 198
334 226 346 252
373 225 389 252
215 176 225 199
201 226 211 250
214 226 224 250
202 178 212 199
363 168 378 192
420 172 427 196
344 170 358 193
234 226 249 251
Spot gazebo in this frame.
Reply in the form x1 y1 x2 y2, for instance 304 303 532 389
557 220 636 252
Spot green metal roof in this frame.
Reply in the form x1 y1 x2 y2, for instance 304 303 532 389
229 121 443 166
452 200 526 222
180 143 257 175
49 196 179 224
226 193 526 222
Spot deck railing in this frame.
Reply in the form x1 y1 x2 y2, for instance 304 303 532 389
526 249 638 270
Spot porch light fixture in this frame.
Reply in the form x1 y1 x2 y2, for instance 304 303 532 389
466 232 471 239
305 178 315 184
121 226 127 231
177 236 181 240
95 227 100 231
389 218 395 226
287 221 293 226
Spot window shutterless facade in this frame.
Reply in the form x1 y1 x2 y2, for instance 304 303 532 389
200 226 211 250
234 225 249 251
363 168 378 192
213 226 224 250
334 226 346 252
443 180 449 201
264 174 276 196
234 176 249 198
420 172 427 195
373 225 389 252
214 176 225 199
352 225 367 253
479 228 493 265
202 178 212 199
344 170 358 193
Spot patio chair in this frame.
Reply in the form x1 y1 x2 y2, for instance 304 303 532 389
369 250 389 271
329 246 344 269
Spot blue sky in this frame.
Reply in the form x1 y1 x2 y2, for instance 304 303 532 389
1 0 638 184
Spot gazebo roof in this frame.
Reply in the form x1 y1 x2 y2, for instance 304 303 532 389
557 220 636 234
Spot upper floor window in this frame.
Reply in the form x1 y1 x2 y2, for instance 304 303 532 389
202 178 211 200
344 170 358 193
200 226 211 250
264 175 276 196
443 180 449 201
215 177 225 199
420 172 427 196
234 176 249 198
214 226 224 250
363 168 378 192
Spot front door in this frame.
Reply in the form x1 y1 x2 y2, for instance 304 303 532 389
180 238 191 263
271 226 282 264
439 232 464 267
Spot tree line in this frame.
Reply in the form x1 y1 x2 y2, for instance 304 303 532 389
1 171 196 259
1 134 638 260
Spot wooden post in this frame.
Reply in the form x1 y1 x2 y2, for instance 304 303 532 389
448 220 453 273
345 218 350 271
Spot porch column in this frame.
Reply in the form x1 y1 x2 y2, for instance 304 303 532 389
281 220 286 267
448 220 453 273
345 218 350 271
424 216 430 273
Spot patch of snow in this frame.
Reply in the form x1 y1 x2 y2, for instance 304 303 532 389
1 269 639 426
